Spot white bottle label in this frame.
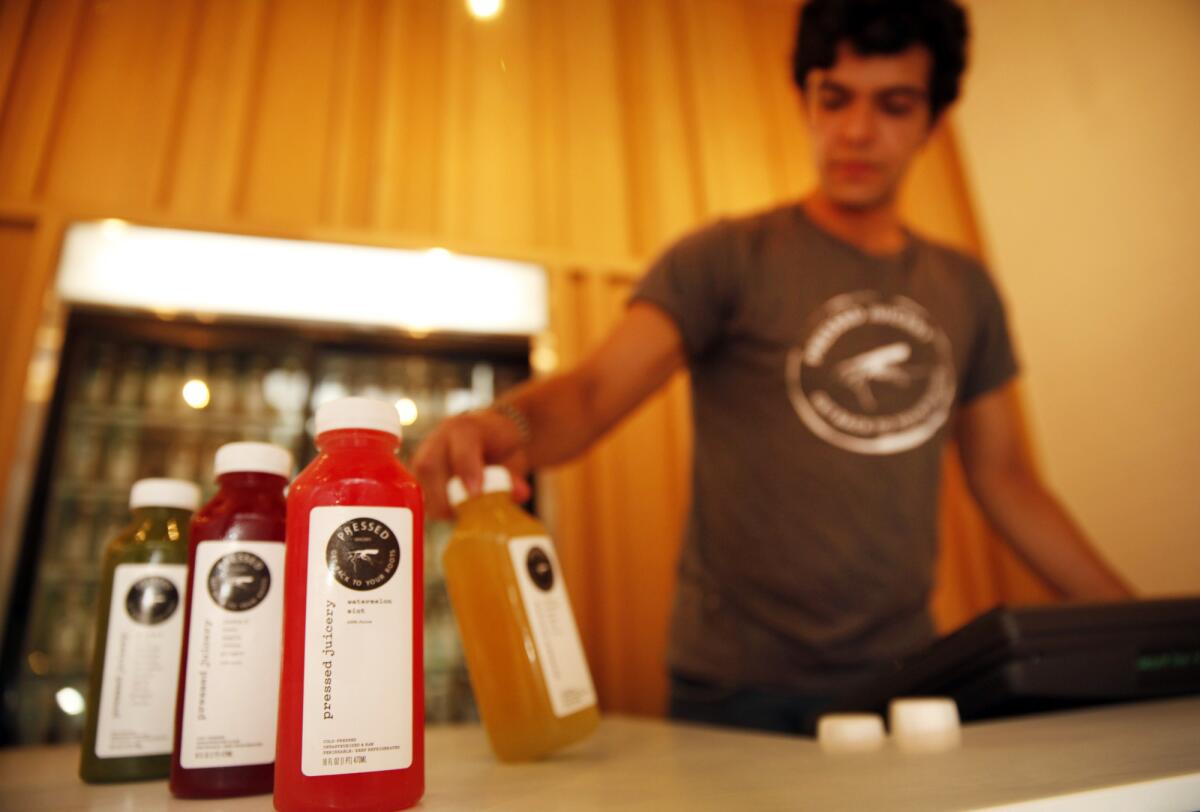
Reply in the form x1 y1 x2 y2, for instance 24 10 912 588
303 506 414 776
508 536 596 717
180 541 285 769
95 562 188 758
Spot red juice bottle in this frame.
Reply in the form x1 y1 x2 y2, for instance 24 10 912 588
170 442 293 798
275 397 424 812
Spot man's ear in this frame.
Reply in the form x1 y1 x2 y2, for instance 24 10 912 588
921 107 944 146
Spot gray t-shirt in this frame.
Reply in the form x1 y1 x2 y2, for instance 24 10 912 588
632 203 1019 695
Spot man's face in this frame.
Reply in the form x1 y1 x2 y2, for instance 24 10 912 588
804 42 935 210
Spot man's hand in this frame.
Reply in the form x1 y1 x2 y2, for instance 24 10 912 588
413 302 687 519
412 408 531 519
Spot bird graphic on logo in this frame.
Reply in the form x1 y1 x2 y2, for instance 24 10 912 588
834 342 915 411
214 574 255 605
347 547 380 573
126 576 179 624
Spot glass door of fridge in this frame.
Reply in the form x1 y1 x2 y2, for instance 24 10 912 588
0 313 312 745
1 310 534 744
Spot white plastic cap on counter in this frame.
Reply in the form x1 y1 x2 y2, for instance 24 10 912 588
214 441 293 479
889 697 962 753
315 396 402 438
129 478 201 512
446 465 513 507
816 713 886 754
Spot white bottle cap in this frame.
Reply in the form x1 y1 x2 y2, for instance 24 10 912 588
315 396 402 438
446 465 513 507
816 713 886 754
213 441 293 479
129 478 201 512
889 697 962 753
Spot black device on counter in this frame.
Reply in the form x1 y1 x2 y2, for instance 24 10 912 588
833 597 1200 721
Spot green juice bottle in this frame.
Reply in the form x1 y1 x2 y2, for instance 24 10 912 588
80 478 200 783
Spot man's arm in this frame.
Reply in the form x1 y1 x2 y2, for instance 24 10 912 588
955 382 1134 600
413 302 686 517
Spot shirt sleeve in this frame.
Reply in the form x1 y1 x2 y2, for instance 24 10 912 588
629 220 740 363
959 265 1020 404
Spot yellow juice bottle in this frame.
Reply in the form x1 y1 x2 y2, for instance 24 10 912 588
443 466 599 762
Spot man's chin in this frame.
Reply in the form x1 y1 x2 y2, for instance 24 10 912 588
825 187 892 212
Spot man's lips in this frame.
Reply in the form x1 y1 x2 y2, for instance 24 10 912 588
830 161 879 178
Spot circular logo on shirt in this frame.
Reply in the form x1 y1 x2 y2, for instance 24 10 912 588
525 547 555 592
207 551 271 611
125 576 180 625
326 518 400 591
785 292 955 455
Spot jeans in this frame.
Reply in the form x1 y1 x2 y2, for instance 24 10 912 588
667 672 833 736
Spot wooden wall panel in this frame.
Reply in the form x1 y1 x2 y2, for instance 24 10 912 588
0 215 57 547
0 0 86 199
542 0 630 258
0 0 35 118
35 0 195 208
440 0 519 244
545 268 691 716
0 218 38 479
685 0 785 215
164 0 267 219
744 0 817 200
236 0 340 223
0 0 1055 715
321 0 384 228
611 0 705 258
375 0 447 234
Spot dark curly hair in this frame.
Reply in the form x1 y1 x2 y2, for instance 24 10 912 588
792 0 969 122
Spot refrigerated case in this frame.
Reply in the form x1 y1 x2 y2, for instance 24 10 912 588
0 222 545 746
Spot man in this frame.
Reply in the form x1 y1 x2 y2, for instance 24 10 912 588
413 0 1131 734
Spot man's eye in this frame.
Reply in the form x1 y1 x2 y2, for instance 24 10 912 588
880 101 916 117
879 92 924 117
819 92 849 110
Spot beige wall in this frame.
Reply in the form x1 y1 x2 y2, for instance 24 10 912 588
956 0 1200 594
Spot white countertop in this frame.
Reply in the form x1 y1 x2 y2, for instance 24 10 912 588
2 698 1199 811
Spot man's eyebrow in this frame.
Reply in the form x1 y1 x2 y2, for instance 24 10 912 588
876 86 929 100
816 77 850 93
815 79 928 99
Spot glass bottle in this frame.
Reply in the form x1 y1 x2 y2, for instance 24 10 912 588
443 466 599 762
274 397 424 811
171 442 291 798
80 478 199 783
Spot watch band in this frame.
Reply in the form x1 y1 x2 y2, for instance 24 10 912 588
491 401 532 446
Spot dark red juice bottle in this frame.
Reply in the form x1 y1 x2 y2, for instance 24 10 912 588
275 397 424 812
171 442 293 797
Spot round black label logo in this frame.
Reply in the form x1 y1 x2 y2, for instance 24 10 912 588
125 576 180 625
326 518 400 591
207 551 271 611
526 547 555 592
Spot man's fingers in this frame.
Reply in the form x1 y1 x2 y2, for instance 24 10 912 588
500 451 532 504
510 474 532 504
413 413 527 518
446 422 486 497
412 434 453 520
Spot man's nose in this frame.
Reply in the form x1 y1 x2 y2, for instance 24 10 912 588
840 99 876 145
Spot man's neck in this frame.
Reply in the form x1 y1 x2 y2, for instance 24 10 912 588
802 192 909 256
